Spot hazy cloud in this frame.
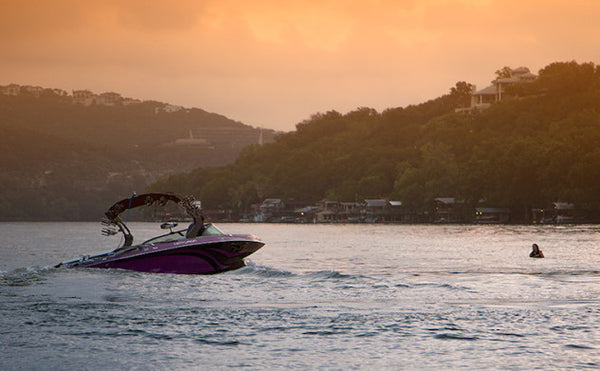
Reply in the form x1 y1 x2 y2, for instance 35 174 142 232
1 0 599 130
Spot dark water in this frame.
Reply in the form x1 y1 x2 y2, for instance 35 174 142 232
2 223 600 369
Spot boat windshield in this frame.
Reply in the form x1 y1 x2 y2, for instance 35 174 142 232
201 223 226 236
141 230 186 246
141 223 225 246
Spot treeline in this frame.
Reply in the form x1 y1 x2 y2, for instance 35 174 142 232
149 61 600 222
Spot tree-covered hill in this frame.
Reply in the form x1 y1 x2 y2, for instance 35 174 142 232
149 61 600 223
0 89 277 220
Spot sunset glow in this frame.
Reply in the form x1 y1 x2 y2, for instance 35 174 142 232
2 0 599 130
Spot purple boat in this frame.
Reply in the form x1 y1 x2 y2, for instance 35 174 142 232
56 193 264 274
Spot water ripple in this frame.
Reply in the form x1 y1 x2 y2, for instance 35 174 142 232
3 223 600 369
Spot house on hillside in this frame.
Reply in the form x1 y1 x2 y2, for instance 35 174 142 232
22 85 44 97
470 85 497 110
73 90 96 106
167 129 212 147
48 88 68 96
1 84 21 95
155 104 184 113
466 66 537 111
97 92 123 106
494 66 537 100
122 98 142 106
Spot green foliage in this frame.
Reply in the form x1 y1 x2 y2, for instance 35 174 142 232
152 61 600 222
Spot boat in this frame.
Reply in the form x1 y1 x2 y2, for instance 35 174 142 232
55 193 264 274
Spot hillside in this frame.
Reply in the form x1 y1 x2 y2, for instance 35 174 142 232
149 61 600 223
0 88 277 220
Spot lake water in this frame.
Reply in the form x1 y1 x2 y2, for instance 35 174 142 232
1 222 600 369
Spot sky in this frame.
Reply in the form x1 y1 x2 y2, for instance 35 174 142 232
1 0 600 131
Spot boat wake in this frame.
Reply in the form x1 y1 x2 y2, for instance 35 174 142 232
231 261 294 277
305 270 373 282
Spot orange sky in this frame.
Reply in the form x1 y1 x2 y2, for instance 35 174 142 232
1 0 599 131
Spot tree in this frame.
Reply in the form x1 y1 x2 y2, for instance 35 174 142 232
450 81 474 108
536 61 598 93
495 66 512 79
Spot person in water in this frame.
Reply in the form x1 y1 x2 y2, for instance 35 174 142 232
529 243 544 258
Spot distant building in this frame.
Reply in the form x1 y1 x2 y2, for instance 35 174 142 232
171 129 211 147
48 88 68 96
122 98 142 106
470 85 497 110
533 202 583 224
474 207 510 224
155 104 184 113
97 92 122 106
315 200 340 222
2 84 70 98
464 66 537 112
22 85 44 97
315 200 363 222
1 84 21 95
433 197 463 223
364 199 388 222
260 198 285 221
72 89 96 106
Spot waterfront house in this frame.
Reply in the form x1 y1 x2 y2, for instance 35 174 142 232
364 199 388 222
259 198 284 221
315 200 362 223
474 207 510 223
433 197 464 223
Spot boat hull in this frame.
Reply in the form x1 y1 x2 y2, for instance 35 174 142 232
64 235 264 275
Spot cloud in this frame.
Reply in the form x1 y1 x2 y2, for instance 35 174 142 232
109 0 204 31
1 0 599 130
